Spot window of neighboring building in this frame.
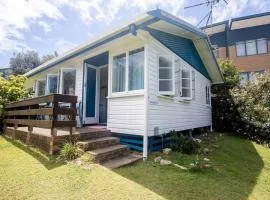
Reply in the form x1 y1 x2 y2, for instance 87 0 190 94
158 55 174 95
36 80 46 96
257 38 267 54
240 70 265 84
61 69 76 95
246 40 257 55
128 47 144 91
236 42 246 56
47 74 58 94
236 39 268 56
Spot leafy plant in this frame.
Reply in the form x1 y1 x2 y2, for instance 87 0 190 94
170 131 200 154
58 142 83 161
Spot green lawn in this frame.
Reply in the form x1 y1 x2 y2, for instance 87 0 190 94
1 134 270 200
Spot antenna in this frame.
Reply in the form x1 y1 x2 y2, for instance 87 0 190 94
184 0 228 27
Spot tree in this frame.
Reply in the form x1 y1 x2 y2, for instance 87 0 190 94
9 51 41 74
41 51 58 64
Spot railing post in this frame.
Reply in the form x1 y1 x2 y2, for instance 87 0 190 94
49 101 58 155
69 102 76 136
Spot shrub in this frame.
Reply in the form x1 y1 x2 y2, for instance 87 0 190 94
171 131 200 154
58 143 83 161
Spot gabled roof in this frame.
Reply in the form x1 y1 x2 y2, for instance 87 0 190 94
25 9 223 84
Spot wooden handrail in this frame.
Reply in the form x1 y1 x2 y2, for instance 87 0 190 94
4 94 78 154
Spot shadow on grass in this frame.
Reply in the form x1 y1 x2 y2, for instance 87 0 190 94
2 136 65 170
114 135 265 200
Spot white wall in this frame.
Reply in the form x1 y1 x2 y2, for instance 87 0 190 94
107 38 146 135
147 37 212 136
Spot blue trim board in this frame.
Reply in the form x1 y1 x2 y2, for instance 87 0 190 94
146 28 211 80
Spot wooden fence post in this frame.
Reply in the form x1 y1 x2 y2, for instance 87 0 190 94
69 102 76 136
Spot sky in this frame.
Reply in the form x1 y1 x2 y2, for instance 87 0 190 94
0 0 269 67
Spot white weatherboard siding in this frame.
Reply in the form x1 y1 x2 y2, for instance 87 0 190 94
107 38 146 136
147 38 212 136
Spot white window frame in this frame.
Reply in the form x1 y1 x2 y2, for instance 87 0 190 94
257 38 268 54
111 46 145 96
60 68 76 95
206 85 211 105
158 54 175 96
179 64 192 101
35 79 46 97
46 74 58 95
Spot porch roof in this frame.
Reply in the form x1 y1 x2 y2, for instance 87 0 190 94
24 9 223 84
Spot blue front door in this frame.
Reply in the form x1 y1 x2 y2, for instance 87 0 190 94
86 67 96 118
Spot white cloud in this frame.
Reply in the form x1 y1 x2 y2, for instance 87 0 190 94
32 36 44 41
213 0 268 22
0 0 64 53
38 21 52 33
54 39 77 54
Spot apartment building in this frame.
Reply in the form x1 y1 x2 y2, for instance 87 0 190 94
202 12 270 82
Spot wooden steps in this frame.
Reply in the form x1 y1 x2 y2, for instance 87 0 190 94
76 129 142 168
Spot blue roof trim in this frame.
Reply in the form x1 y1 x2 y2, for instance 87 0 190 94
27 17 160 77
147 9 207 38
146 28 211 80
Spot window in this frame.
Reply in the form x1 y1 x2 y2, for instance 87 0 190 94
236 42 246 56
62 69 76 95
236 39 268 56
112 53 126 93
36 80 46 96
206 86 211 105
192 70 195 100
47 75 58 94
246 40 256 55
257 39 267 54
240 70 265 84
240 72 249 84
128 47 144 91
158 55 174 95
180 66 192 99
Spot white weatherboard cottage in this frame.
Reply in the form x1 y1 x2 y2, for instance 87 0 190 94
25 9 223 159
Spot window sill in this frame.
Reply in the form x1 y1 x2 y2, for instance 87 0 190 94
108 90 144 99
157 95 192 103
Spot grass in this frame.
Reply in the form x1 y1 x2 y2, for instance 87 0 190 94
0 133 270 200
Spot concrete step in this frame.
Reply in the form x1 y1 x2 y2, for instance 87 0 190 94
76 137 120 151
87 144 128 163
102 153 142 169
79 129 111 141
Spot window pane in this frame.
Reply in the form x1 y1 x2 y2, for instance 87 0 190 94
159 56 172 68
182 68 190 78
129 48 144 91
212 45 219 58
246 40 256 55
182 79 190 88
48 75 58 94
159 68 172 79
182 88 191 98
112 54 126 92
240 72 249 84
236 42 246 56
257 39 267 54
159 80 173 92
62 69 76 95
38 80 46 96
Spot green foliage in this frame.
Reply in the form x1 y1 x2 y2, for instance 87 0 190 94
0 75 31 116
170 131 200 154
218 59 240 87
58 143 83 161
212 59 270 144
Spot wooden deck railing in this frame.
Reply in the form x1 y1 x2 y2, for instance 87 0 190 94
4 94 77 154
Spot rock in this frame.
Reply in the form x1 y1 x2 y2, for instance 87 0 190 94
163 148 172 155
174 164 188 170
154 156 162 163
203 148 210 154
193 138 202 143
189 163 195 167
204 164 212 168
203 158 210 162
160 159 172 165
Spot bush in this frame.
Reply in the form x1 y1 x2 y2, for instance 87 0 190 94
58 143 83 161
212 59 270 144
171 131 200 154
